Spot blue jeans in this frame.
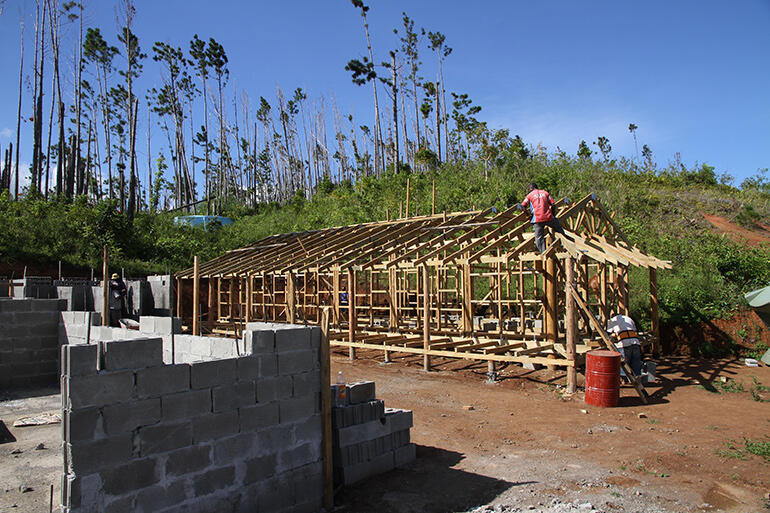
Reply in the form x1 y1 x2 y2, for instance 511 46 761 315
533 218 565 253
619 344 642 377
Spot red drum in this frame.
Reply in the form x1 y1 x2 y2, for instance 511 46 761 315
585 349 621 407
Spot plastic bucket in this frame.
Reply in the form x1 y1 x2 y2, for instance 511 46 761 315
585 349 621 407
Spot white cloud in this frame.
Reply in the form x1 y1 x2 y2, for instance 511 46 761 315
0 128 11 139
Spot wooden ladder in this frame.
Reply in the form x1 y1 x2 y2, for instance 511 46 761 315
569 287 649 404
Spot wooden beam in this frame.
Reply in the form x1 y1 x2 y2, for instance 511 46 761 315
286 272 296 324
347 268 356 360
245 275 252 324
565 256 577 394
207 277 216 330
102 245 109 326
422 265 431 371
319 308 333 511
193 256 200 336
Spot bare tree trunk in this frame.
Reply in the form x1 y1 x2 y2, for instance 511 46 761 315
127 98 138 221
14 23 24 199
358 9 382 176
391 52 399 171
73 2 83 200
147 106 152 210
85 120 92 199
435 76 441 163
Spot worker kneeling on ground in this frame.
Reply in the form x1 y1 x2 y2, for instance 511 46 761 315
520 182 565 253
607 313 642 379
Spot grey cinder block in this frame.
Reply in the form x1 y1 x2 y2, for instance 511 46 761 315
239 402 279 432
346 381 375 405
243 453 278 484
237 354 278 381
101 457 159 496
277 442 320 474
212 380 256 413
256 375 293 403
275 327 311 352
162 389 212 422
192 465 236 497
68 370 134 409
212 432 255 467
137 421 192 456
191 358 237 389
242 329 275 354
136 364 190 398
66 434 133 475
101 338 163 370
102 398 161 435
63 343 98 377
65 407 102 442
292 370 321 398
277 351 315 376
165 444 212 476
394 443 416 467
192 411 239 443
279 395 317 424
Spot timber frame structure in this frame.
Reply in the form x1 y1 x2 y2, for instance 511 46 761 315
176 193 670 390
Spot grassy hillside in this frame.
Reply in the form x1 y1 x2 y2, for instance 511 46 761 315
2 154 770 335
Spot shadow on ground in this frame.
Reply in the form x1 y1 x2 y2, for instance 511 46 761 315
336 445 531 513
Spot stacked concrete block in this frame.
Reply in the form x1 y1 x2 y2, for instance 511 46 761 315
12 276 57 298
60 323 324 513
0 298 66 388
331 380 415 486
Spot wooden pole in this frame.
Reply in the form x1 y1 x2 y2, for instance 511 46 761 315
102 245 109 326
620 266 630 316
565 256 577 393
192 256 200 336
422 265 431 371
545 252 558 371
461 262 473 335
228 279 235 320
287 272 296 324
319 308 333 511
347 268 356 360
245 275 252 324
332 268 340 327
599 264 608 324
217 277 222 320
207 278 216 330
650 267 660 355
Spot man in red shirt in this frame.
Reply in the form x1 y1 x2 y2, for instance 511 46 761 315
520 182 565 253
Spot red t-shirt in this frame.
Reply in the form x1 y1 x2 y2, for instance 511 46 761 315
521 189 555 223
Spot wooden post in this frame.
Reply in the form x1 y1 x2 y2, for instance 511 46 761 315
192 256 200 336
332 268 340 326
217 277 222 320
422 265 431 371
319 307 333 511
565 256 577 393
461 262 473 335
599 264 608 324
650 267 660 355
208 278 216 330
620 266 630 316
245 275 252 324
347 268 356 360
405 177 410 218
545 255 558 344
176 278 182 321
286 272 296 324
228 279 235 320
102 245 109 326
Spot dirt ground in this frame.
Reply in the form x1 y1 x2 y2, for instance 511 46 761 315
703 214 770 248
1 353 768 513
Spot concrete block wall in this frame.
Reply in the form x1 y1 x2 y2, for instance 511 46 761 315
0 298 67 388
60 323 324 513
331 381 415 486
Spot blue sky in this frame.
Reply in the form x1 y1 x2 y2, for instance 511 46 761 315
0 0 768 190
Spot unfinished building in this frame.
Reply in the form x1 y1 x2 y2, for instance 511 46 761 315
175 193 670 390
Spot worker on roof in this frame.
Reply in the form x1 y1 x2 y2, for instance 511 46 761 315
520 182 565 253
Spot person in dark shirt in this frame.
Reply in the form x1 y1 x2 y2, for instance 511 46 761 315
108 273 127 327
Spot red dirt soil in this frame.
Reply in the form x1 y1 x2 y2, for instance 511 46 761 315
331 348 770 512
703 214 770 247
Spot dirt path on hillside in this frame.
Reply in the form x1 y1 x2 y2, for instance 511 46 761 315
703 214 770 247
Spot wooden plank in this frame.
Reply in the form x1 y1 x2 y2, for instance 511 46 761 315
193 256 200 336
565 256 577 394
319 308 333 511
330 340 574 366
423 265 431 371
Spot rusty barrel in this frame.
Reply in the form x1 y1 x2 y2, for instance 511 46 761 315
585 349 621 407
